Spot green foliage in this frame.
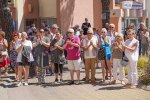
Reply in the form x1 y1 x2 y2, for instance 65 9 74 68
138 56 150 86
137 56 148 70
139 66 150 86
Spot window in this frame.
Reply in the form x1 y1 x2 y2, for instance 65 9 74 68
25 19 37 30
40 18 57 26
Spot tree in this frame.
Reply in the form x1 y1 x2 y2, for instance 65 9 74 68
0 0 13 50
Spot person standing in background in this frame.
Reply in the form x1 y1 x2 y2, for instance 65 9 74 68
82 18 91 35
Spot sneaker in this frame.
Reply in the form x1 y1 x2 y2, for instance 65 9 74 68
24 82 28 86
100 79 106 83
109 80 116 84
76 81 80 85
68 81 74 85
82 78 86 81
54 78 58 84
60 79 63 83
121 81 125 85
17 82 22 87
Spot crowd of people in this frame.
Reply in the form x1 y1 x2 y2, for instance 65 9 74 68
0 18 149 89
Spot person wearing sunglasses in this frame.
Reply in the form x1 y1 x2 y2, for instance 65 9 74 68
50 31 65 83
63 28 81 85
98 28 112 82
16 32 34 86
10 32 21 81
33 29 50 84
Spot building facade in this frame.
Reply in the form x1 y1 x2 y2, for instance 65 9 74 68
9 0 147 33
146 0 150 28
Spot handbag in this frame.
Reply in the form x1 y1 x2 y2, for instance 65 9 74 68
120 52 129 66
21 54 29 63
59 55 66 64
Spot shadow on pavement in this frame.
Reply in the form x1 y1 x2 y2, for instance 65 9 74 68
97 86 124 90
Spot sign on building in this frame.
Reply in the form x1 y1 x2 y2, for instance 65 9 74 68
122 1 143 9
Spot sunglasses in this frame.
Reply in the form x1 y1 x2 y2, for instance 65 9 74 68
109 27 114 29
101 32 105 33
40 31 44 33
127 34 132 35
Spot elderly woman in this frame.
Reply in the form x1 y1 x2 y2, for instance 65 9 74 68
63 28 81 85
0 31 10 79
98 28 112 82
16 32 34 86
111 33 125 84
122 29 139 88
50 31 65 83
10 32 21 81
33 29 50 84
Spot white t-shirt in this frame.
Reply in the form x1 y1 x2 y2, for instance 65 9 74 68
82 37 98 59
16 40 34 62
125 38 139 61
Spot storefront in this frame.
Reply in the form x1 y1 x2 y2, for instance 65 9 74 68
121 1 148 31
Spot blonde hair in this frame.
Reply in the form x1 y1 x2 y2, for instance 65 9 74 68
0 31 5 38
115 33 124 41
109 24 115 28
101 28 107 33
21 32 28 38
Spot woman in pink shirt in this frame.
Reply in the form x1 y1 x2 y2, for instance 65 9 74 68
63 28 81 85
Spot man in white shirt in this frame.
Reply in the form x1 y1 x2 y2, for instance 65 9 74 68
82 28 99 83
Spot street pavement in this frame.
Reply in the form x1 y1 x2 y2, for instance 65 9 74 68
0 64 150 100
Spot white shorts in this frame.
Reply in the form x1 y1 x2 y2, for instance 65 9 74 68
68 58 81 70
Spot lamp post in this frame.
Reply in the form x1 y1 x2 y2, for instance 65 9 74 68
101 0 110 27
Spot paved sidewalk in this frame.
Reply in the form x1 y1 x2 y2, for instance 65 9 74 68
0 64 150 100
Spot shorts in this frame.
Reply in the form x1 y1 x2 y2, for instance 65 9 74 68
68 58 81 70
18 62 31 66
105 54 111 60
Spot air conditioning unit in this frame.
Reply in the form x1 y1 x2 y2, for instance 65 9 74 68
110 9 124 17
